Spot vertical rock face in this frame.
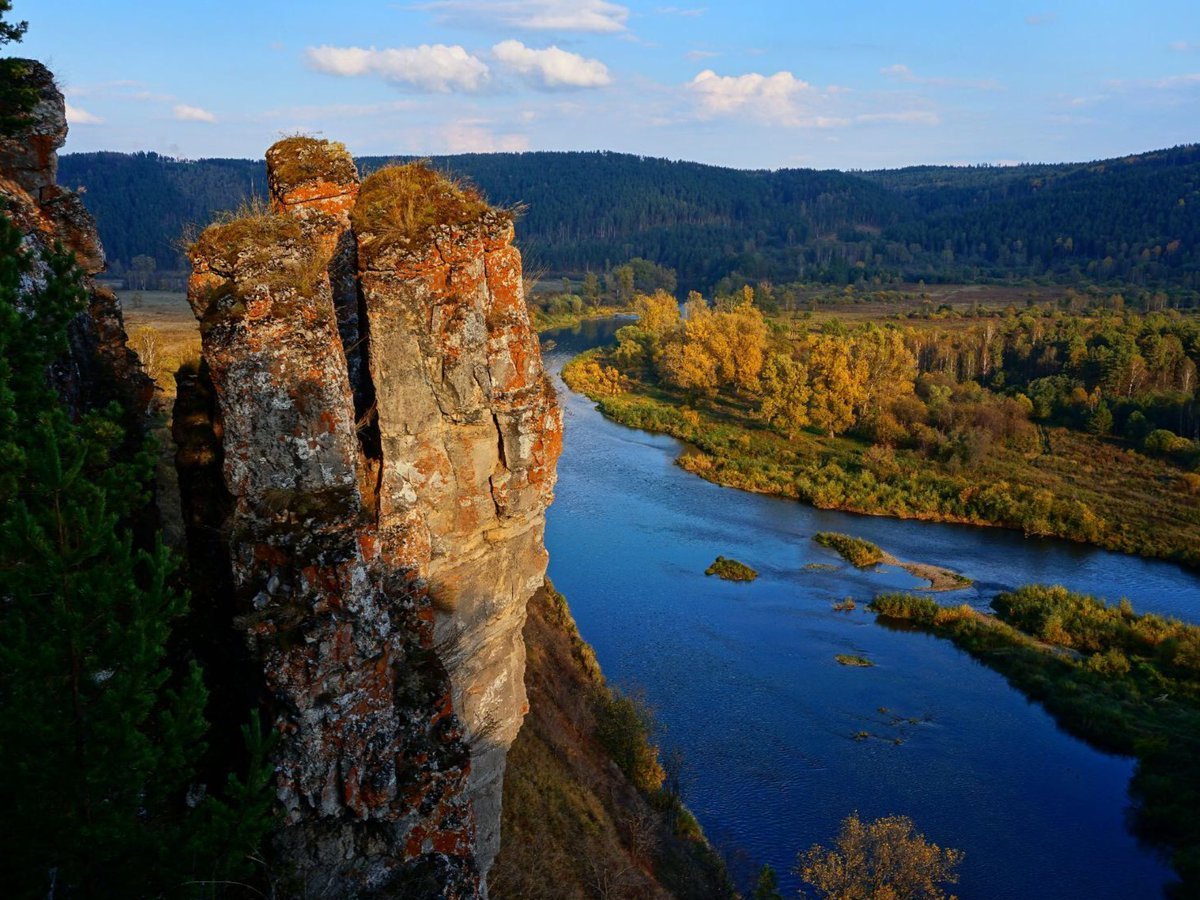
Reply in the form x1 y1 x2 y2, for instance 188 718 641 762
0 58 151 420
352 167 561 878
265 138 366 403
183 139 559 894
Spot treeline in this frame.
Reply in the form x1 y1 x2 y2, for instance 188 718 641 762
870 586 1200 891
59 145 1200 296
567 294 1200 563
603 293 1200 463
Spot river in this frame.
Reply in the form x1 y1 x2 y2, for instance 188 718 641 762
538 318 1198 898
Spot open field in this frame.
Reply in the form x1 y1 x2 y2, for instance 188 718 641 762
118 290 199 398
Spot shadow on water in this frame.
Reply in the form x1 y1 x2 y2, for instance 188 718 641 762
538 319 1195 898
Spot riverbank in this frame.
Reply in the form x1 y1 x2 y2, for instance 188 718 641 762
531 306 633 333
869 588 1200 893
542 318 1183 898
562 349 1200 569
493 582 733 898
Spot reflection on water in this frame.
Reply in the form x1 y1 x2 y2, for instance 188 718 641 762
539 319 1195 898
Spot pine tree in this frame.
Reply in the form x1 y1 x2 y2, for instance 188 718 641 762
0 0 38 136
0 212 274 897
752 863 784 900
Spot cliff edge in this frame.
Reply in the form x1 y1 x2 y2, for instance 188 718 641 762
181 138 560 895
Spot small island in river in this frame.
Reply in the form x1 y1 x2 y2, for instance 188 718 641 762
705 556 759 581
814 532 973 592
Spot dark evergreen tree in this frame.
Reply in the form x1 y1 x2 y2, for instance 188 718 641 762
0 212 275 897
752 863 784 900
0 0 37 136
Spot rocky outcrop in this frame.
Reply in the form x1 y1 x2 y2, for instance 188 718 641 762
0 58 151 420
182 138 560 894
352 165 562 878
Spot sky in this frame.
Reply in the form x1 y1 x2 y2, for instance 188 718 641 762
15 0 1200 170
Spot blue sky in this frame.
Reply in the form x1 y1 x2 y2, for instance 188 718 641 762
16 0 1200 169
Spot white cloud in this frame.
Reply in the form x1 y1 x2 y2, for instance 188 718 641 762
882 63 1000 90
1170 41 1200 52
687 69 939 130
492 40 612 88
65 103 103 125
439 123 530 153
685 49 719 61
656 5 704 15
173 104 216 123
306 44 490 92
689 69 824 125
417 0 628 33
1025 13 1057 26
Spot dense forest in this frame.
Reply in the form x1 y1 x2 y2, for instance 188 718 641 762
565 293 1200 565
59 145 1200 297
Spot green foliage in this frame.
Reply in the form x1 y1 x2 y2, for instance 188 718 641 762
868 587 1200 891
705 555 758 582
814 532 884 568
59 146 1200 295
595 688 665 795
567 303 1200 566
752 864 784 900
0 2 36 136
0 213 274 896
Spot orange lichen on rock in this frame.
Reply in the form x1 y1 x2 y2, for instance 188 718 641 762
353 163 561 879
180 141 559 896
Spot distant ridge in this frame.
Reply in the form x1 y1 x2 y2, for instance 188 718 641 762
60 145 1200 294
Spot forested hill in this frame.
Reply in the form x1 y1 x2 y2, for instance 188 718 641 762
59 145 1200 294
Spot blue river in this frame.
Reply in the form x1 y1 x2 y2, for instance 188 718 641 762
539 319 1198 898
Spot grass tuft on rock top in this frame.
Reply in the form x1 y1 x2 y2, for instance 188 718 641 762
190 200 328 300
266 135 357 187
352 162 498 253
815 532 885 568
868 586 1200 892
705 556 758 581
191 200 304 268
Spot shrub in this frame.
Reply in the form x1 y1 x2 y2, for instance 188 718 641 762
814 532 884 567
705 556 758 581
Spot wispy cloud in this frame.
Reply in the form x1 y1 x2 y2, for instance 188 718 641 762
64 80 142 99
492 40 612 88
657 5 704 15
1025 13 1057 26
685 48 719 61
258 99 423 121
65 103 103 125
414 0 628 33
1106 72 1200 90
305 44 490 92
856 110 940 125
1170 40 1200 53
439 122 530 152
173 104 217 123
882 63 1001 90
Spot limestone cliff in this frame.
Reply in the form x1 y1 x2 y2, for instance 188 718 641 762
181 138 560 894
0 58 151 421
